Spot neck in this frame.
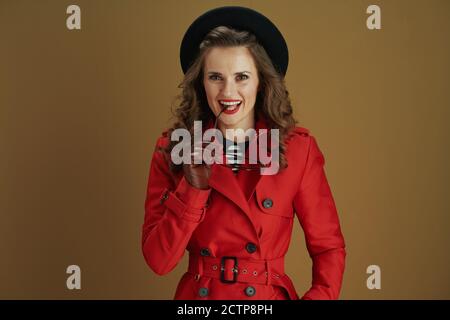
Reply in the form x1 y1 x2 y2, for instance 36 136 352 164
218 112 255 143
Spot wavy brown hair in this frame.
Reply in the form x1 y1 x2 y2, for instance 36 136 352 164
162 26 298 173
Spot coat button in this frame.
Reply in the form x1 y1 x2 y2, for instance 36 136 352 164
245 286 256 297
198 287 209 297
262 198 273 209
200 248 210 256
160 191 169 204
246 242 257 254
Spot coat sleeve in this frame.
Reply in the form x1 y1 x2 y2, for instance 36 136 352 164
293 134 346 300
141 134 211 275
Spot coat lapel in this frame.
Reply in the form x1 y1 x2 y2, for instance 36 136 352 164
208 163 252 216
202 116 274 239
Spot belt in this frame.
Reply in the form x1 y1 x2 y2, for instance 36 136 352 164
188 254 285 286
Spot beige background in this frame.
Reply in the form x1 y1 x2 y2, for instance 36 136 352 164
0 0 449 299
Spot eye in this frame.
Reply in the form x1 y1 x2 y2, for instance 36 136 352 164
237 74 249 81
209 75 221 81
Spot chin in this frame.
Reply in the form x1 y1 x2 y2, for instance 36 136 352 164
219 114 242 125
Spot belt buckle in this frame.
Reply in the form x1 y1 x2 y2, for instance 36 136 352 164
220 256 238 284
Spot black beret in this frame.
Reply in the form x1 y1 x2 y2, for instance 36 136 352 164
180 6 289 77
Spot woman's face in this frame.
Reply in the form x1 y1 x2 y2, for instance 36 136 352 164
203 46 259 130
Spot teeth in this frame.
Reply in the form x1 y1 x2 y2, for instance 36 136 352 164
219 100 241 106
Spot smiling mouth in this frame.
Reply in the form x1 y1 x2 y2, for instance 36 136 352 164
219 100 242 112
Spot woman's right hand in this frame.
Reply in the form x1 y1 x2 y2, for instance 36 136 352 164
183 163 211 190
182 145 211 190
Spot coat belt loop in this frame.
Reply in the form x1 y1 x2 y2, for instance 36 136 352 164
198 256 204 279
191 254 204 281
265 260 270 286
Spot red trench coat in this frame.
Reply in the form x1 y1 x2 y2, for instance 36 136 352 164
141 116 346 300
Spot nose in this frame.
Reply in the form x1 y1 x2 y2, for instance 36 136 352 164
221 78 237 97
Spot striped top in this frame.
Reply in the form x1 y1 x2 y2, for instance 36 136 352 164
223 138 249 172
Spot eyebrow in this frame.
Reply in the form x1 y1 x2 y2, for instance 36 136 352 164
206 71 252 75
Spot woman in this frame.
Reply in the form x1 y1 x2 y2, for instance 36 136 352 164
142 6 346 300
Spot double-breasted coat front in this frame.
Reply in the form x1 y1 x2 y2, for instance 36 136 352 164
141 116 346 300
